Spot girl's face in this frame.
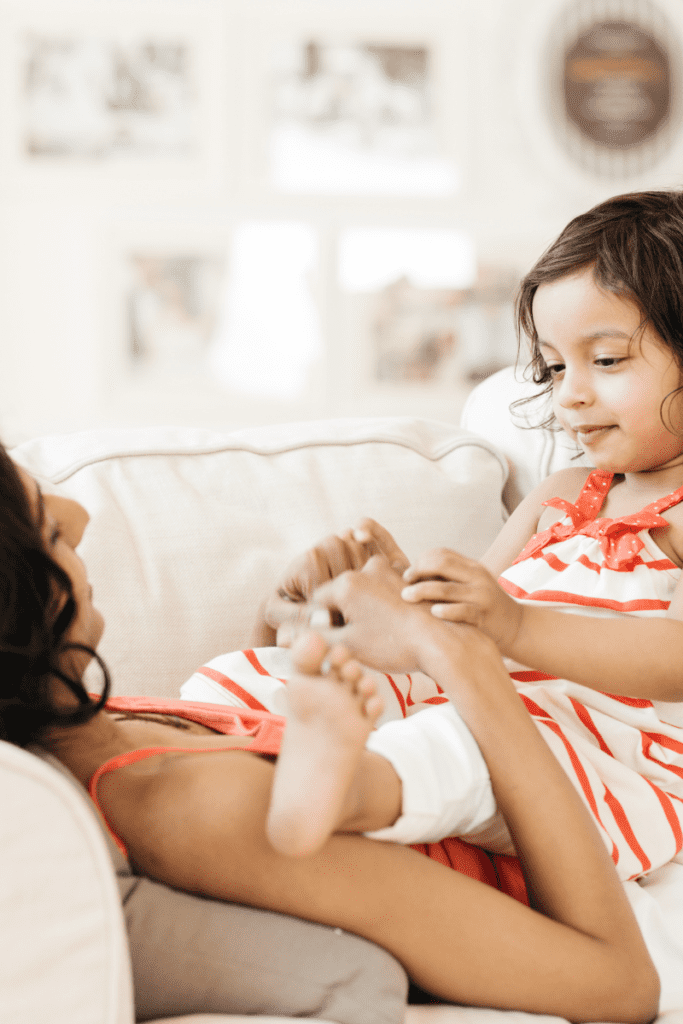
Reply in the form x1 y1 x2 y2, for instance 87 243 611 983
532 268 683 475
17 466 105 655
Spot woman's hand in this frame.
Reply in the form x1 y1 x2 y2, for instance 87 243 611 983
307 555 439 673
262 521 409 646
401 548 524 655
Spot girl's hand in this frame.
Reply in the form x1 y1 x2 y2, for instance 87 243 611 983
262 521 409 646
401 548 524 655
308 555 438 673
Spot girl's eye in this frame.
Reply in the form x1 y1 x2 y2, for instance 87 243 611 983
595 357 625 368
546 363 564 378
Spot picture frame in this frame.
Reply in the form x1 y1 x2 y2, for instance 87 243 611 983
237 0 470 200
511 0 683 189
100 214 329 424
329 223 524 422
0 0 235 200
100 217 233 409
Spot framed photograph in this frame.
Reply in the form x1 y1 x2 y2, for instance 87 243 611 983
331 226 523 420
0 0 234 197
239 3 469 198
102 217 326 413
101 220 231 398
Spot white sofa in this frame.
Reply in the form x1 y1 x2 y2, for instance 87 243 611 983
4 367 683 1024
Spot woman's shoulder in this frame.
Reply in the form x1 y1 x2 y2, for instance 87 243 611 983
100 747 277 897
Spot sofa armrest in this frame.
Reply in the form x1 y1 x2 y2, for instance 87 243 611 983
0 740 134 1024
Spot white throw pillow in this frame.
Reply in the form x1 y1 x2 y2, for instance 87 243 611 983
12 417 507 699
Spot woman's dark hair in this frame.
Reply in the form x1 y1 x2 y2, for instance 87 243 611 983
515 190 683 428
0 443 109 746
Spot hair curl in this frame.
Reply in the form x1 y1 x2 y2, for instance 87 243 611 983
0 443 109 747
514 190 683 429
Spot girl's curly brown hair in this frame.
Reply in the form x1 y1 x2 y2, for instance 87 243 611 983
515 190 683 430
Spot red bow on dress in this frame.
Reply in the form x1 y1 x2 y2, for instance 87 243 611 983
513 499 669 571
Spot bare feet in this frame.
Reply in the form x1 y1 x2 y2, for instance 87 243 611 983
266 631 384 857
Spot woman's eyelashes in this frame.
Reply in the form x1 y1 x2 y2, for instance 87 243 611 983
46 518 62 546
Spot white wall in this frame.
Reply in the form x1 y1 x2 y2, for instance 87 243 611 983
1 0 682 443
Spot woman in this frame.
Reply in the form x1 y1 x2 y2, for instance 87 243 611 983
0 444 658 1023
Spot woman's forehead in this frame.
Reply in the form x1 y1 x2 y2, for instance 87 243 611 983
15 464 41 520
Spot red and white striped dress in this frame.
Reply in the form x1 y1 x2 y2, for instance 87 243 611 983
499 469 683 880
180 470 683 880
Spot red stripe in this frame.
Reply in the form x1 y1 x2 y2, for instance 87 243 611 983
405 674 415 707
421 695 450 705
520 694 553 719
244 649 273 676
575 554 602 574
643 731 683 755
520 695 619 864
510 670 558 683
543 551 570 572
505 588 670 613
602 784 651 874
197 666 269 712
499 578 526 598
603 694 653 708
385 674 407 717
569 698 613 756
641 733 683 780
644 778 683 853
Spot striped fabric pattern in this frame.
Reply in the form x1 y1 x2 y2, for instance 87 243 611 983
499 470 683 879
180 470 683 880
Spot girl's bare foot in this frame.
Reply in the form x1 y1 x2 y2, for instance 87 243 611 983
266 631 384 857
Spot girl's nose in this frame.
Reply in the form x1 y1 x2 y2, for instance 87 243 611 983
556 367 591 408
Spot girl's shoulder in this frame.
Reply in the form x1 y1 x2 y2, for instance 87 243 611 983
481 468 592 576
539 467 594 502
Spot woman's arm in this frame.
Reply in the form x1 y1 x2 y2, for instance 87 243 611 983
251 560 657 1021
108 559 658 1021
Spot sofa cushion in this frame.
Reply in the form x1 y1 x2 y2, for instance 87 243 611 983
12 417 507 699
0 740 133 1024
124 876 408 1024
460 366 591 511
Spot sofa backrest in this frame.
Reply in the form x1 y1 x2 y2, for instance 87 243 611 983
12 417 507 699
460 366 591 512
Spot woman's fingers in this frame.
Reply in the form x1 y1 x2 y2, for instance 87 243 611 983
352 518 410 573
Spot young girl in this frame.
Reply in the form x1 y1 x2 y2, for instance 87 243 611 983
191 191 683 888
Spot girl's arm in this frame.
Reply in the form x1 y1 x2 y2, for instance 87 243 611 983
404 545 683 700
401 466 683 700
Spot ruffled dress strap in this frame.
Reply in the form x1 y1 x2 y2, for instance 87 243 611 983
513 471 683 571
512 471 614 565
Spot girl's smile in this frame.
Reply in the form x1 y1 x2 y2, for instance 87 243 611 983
532 268 683 479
